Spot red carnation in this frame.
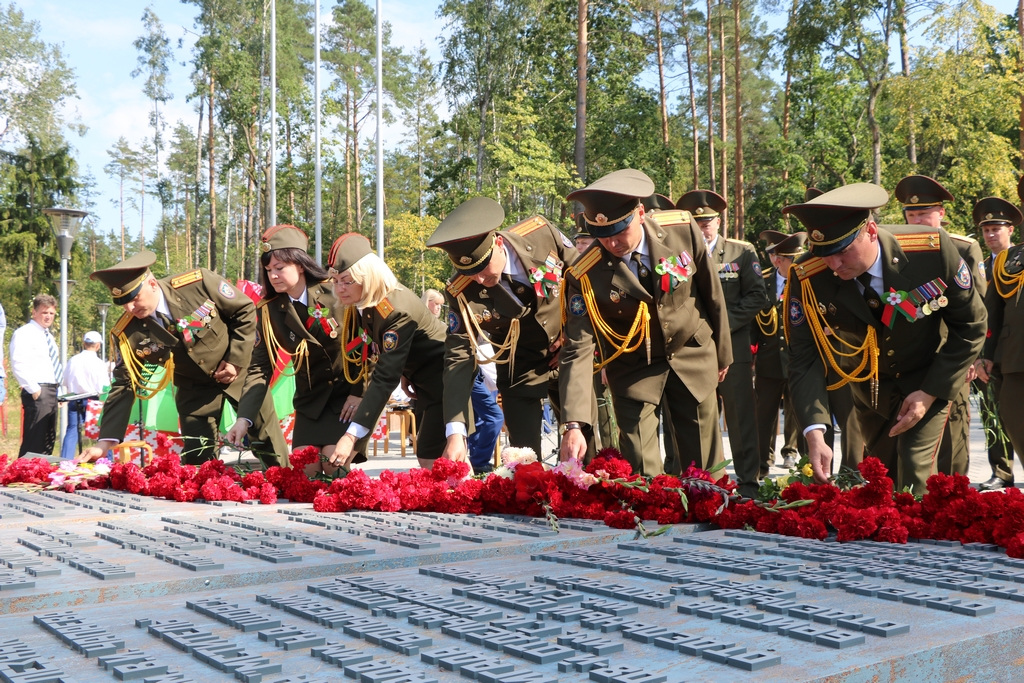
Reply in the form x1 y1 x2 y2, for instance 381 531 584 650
289 446 321 469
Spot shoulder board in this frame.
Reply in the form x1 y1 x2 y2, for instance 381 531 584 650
446 275 472 297
949 233 977 244
726 238 753 247
375 298 395 318
256 297 272 309
894 232 941 252
568 247 602 279
170 269 203 288
111 311 132 338
793 257 828 280
506 215 547 237
650 210 692 227
762 267 775 280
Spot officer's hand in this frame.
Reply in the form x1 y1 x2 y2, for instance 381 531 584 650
340 395 361 423
224 418 249 446
890 390 936 437
965 363 977 383
328 433 358 467
977 359 993 383
31 390 40 401
400 376 416 398
559 428 587 462
213 361 239 384
441 434 469 463
600 368 608 386
77 440 118 463
804 428 833 484
718 367 729 383
548 338 562 370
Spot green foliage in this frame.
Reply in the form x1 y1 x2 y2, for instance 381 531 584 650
382 213 446 296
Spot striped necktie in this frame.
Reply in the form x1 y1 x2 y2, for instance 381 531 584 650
45 330 62 384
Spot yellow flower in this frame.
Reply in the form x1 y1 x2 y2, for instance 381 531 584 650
801 463 813 478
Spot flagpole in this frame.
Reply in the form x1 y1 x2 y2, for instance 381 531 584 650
375 0 384 259
314 0 322 263
269 0 277 228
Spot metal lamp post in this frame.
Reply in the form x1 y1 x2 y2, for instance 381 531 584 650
42 208 87 444
97 303 111 361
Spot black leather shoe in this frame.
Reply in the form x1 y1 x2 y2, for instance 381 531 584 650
979 477 1012 491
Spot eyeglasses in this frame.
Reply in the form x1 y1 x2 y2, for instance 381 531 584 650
334 278 358 288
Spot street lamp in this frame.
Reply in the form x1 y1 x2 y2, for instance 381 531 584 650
42 208 87 445
97 303 111 362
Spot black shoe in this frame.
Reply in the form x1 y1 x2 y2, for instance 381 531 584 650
979 477 1012 491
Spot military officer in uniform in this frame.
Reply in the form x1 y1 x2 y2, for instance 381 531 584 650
426 197 589 460
677 190 766 497
894 175 984 475
226 225 364 470
976 197 1024 487
559 170 732 475
755 230 806 474
81 252 287 465
784 184 986 493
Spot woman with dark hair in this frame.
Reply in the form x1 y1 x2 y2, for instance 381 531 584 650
226 224 364 470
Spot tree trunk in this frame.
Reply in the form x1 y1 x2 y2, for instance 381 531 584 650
354 109 363 230
194 96 204 270
224 133 233 277
475 99 488 193
208 73 218 272
733 0 745 239
898 0 916 167
574 0 588 184
867 83 882 185
184 184 192 268
345 84 353 231
1018 0 1023 171
245 150 256 281
706 0 717 192
718 0 728 235
781 0 796 184
119 171 125 261
140 164 146 250
285 116 296 217
683 26 699 190
654 7 672 198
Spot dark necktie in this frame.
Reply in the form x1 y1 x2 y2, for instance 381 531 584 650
857 272 883 322
292 299 308 325
155 311 176 333
499 274 524 305
632 252 653 296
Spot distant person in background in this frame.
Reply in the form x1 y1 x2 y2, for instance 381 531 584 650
10 294 61 457
422 289 444 317
0 300 7 406
60 331 111 460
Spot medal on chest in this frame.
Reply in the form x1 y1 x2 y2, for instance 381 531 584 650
175 298 217 343
655 251 694 292
528 251 563 300
306 301 339 339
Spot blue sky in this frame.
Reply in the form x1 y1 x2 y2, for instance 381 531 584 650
11 0 1021 243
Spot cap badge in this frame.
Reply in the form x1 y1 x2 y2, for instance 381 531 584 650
694 207 704 215
459 255 472 265
112 287 122 296
595 213 608 225
811 230 825 242
910 195 919 204
261 241 272 252
986 213 993 220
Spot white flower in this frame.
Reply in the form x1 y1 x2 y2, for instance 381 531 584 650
500 447 538 469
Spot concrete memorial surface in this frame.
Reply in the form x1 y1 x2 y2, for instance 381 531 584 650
0 489 1021 681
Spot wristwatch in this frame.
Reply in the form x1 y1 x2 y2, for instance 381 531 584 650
559 421 582 435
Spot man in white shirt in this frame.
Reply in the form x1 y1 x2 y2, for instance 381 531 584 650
60 331 111 460
9 294 61 456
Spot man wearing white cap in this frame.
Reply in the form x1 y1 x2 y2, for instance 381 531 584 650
60 331 110 460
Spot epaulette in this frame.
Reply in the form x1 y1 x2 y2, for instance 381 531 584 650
111 311 132 339
170 269 203 288
894 232 941 252
949 233 978 244
568 248 602 279
763 267 775 280
375 298 395 318
256 297 272 309
447 275 472 297
792 257 828 280
726 237 752 246
506 215 547 237
650 210 693 227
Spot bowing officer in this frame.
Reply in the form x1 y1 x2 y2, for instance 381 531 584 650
755 230 806 474
977 197 1024 486
559 170 732 475
677 190 766 497
426 197 586 460
226 225 364 469
83 252 287 465
784 184 986 493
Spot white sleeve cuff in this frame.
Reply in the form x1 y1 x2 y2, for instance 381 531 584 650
802 424 828 437
346 422 370 439
445 422 468 438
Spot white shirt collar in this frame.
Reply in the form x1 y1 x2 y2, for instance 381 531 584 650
154 286 171 318
867 241 884 280
622 228 650 264
706 234 719 254
29 319 51 335
289 289 309 306
501 243 531 284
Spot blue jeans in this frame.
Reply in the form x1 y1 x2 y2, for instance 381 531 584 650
468 372 503 471
60 399 86 460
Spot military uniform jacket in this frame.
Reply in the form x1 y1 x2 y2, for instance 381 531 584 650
100 269 257 442
352 285 448 431
984 244 1024 374
786 226 986 430
442 217 577 425
755 268 789 380
559 212 733 423
238 281 357 424
710 237 767 364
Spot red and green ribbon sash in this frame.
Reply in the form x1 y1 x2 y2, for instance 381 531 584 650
306 302 337 337
345 327 372 363
528 253 563 299
655 252 693 293
881 288 918 328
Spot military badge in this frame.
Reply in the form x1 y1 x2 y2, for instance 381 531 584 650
447 310 460 334
219 280 236 298
382 330 399 351
954 258 972 289
811 230 824 242
752 261 762 277
529 251 563 300
788 297 805 327
610 290 620 303
569 294 586 316
482 310 492 322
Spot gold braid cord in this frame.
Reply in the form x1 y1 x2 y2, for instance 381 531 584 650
756 307 778 337
799 277 880 407
340 305 369 385
993 249 1024 302
456 293 520 381
575 274 650 371
116 333 174 400
259 305 308 378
